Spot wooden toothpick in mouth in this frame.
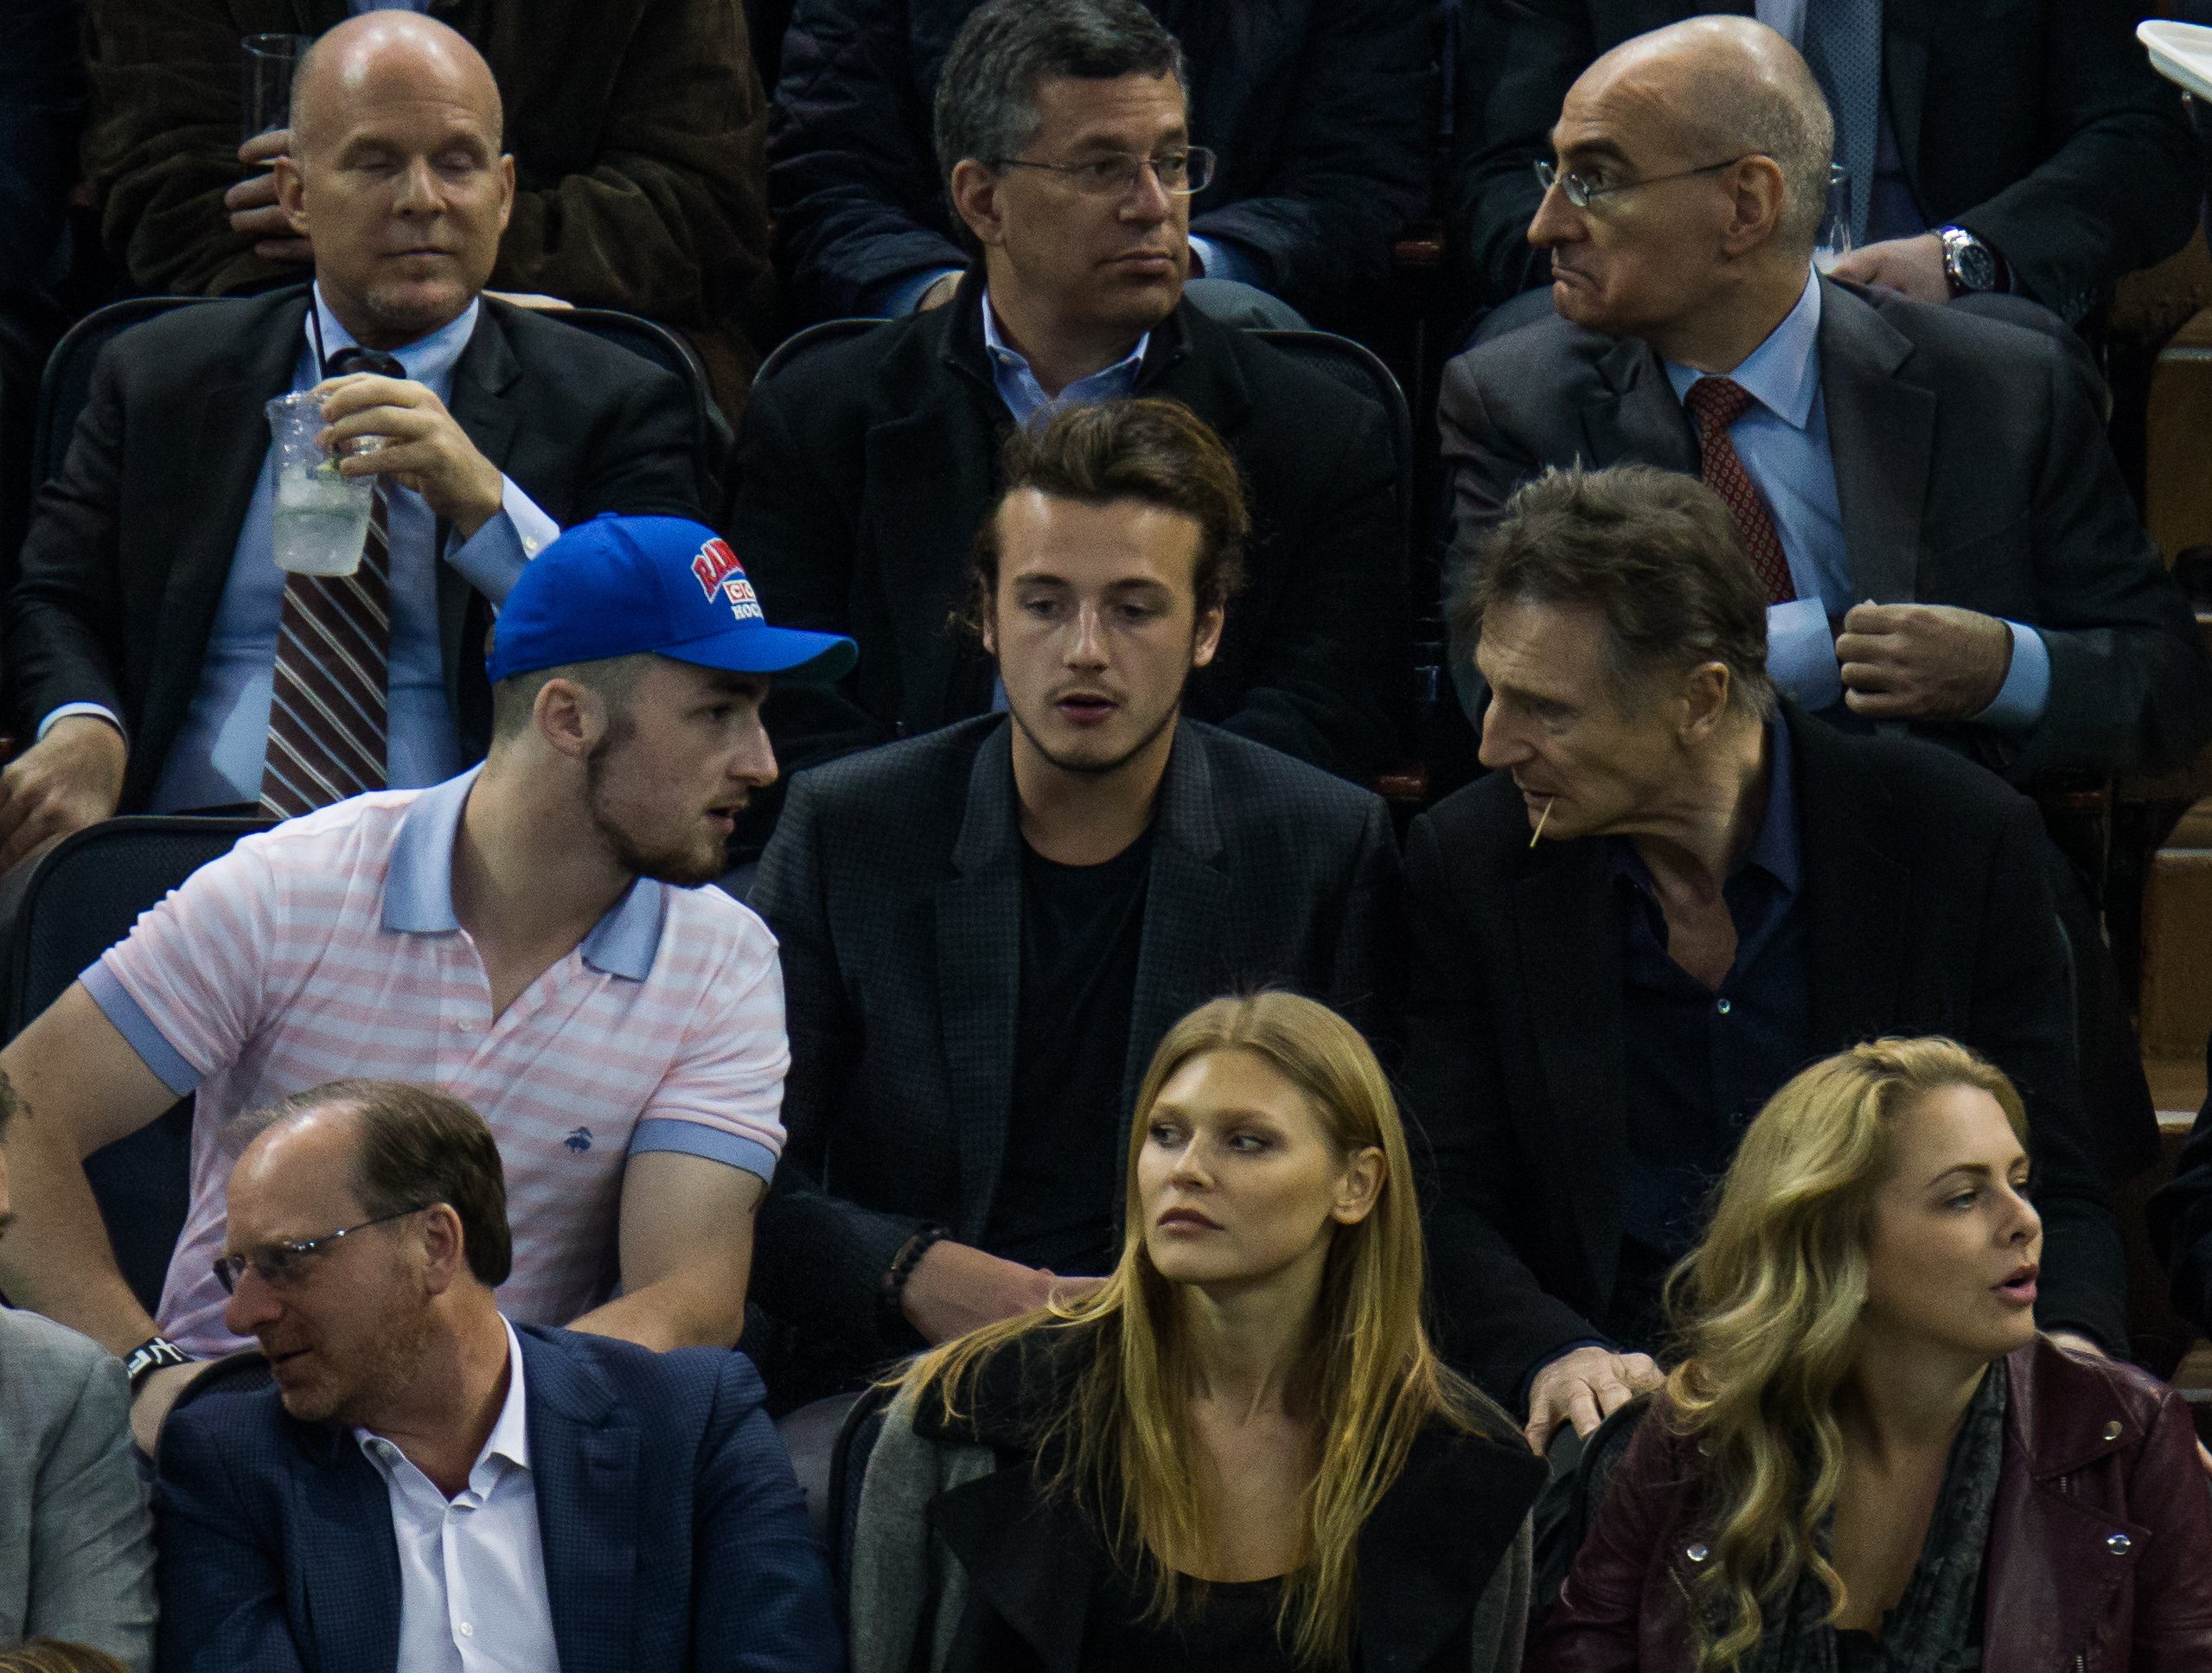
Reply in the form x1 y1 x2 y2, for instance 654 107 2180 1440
1530 796 1552 848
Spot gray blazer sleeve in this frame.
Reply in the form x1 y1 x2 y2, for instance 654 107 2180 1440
2 1311 155 1671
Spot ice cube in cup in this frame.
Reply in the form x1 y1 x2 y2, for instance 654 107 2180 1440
265 390 374 577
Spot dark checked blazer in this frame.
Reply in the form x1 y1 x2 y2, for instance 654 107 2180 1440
152 1327 841 1673
748 715 1403 1387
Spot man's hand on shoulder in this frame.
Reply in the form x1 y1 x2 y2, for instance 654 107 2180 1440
0 715 126 873
1836 603 2013 721
226 130 313 265
1825 233 1947 305
316 374 506 539
1525 1344 1663 1454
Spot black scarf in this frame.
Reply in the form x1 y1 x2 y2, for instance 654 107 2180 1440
1746 1358 2007 1673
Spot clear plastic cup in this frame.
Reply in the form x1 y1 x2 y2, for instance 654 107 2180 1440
265 391 375 577
1812 164 1852 275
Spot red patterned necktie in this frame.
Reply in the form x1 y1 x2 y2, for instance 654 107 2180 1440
1683 375 1796 605
259 486 392 817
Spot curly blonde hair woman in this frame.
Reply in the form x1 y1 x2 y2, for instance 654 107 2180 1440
846 993 1547 1673
1532 1037 2212 1673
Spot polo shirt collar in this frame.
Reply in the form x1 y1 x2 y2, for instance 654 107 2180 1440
383 766 668 981
1664 263 1824 431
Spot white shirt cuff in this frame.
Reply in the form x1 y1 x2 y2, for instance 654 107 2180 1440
444 476 557 606
38 702 126 744
1764 597 1841 710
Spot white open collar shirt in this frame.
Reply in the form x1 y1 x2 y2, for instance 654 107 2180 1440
354 1318 561 1673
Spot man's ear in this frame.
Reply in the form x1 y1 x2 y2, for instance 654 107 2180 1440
532 676 604 762
1678 661 1734 738
1721 156 1789 257
1190 602 1225 670
495 154 516 238
949 158 1008 250
275 154 310 235
978 588 1001 659
417 1204 468 1296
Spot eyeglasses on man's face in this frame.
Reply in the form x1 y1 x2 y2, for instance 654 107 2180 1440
993 145 1217 199
213 1204 433 1295
1534 152 1768 210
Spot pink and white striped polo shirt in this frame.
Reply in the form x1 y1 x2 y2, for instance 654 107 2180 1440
83 767 789 1357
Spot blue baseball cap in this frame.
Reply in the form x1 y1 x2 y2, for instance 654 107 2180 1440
484 514 857 686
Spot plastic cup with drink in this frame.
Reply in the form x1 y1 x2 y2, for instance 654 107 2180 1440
265 391 384 577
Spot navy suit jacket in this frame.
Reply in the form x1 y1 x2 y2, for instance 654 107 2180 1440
153 1325 843 1673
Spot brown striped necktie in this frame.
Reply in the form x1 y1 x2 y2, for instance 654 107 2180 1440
259 485 392 818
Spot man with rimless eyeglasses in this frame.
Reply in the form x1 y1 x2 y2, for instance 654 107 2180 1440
728 0 1409 840
155 1080 841 1673
1436 16 2209 804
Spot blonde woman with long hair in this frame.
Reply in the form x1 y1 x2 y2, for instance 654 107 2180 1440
1532 1037 2212 1672
844 992 1546 1673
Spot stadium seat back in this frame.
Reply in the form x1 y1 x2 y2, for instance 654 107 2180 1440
752 316 890 386
5 816 270 1313
36 295 221 486
561 305 733 510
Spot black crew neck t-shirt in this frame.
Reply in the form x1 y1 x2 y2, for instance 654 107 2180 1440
986 829 1154 1276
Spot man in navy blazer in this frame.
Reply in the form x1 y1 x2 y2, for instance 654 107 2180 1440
152 1078 841 1673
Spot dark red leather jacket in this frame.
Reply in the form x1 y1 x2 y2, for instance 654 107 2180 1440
1530 1336 2212 1671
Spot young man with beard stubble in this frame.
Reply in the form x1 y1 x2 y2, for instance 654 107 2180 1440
746 398 1402 1402
0 514 854 1453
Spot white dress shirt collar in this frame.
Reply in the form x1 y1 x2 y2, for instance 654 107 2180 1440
355 1314 529 1488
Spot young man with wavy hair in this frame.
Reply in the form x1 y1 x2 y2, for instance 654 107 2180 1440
748 397 1403 1403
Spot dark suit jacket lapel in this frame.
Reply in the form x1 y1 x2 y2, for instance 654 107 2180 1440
1790 706 1910 1045
938 724 1026 1242
1121 726 1228 1116
521 1330 639 1673
1514 840 1631 1309
1817 279 1931 604
287 1420 403 1673
1141 306 1252 447
140 293 314 783
1579 335 1697 476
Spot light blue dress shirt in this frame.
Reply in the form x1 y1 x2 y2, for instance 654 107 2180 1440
1663 268 2048 727
979 289 1148 423
44 288 561 810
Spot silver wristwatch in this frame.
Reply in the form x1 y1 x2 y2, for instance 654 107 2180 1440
1938 226 1999 296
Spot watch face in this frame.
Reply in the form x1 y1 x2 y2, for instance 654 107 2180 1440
1949 234 1997 293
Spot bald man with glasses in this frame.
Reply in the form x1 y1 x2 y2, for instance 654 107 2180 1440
1438 16 2209 801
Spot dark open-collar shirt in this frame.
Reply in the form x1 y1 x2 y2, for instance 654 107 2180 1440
1605 716 1811 1347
